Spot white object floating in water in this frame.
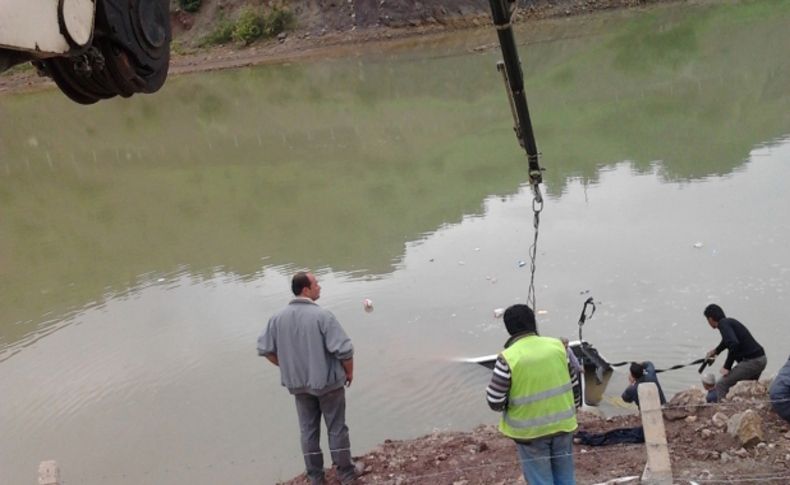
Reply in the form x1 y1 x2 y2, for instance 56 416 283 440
157 278 165 283
458 260 466 265
362 299 374 313
537 309 548 315
474 247 480 252
493 308 505 318
518 260 527 267
693 242 704 248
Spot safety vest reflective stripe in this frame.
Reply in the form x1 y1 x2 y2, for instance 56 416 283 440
510 381 573 406
504 406 576 429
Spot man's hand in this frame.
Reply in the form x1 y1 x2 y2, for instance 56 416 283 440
706 349 717 360
628 374 636 385
264 353 279 366
720 368 730 377
341 358 354 388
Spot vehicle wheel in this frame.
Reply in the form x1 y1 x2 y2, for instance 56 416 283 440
95 0 171 94
43 0 171 104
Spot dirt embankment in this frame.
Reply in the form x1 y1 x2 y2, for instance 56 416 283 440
169 0 675 74
281 381 790 484
1 0 676 94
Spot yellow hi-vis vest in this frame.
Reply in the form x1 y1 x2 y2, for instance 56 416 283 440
499 335 578 440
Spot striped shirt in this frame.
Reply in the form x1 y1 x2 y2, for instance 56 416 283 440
486 355 511 411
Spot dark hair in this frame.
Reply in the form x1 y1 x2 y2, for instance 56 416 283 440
291 272 311 296
503 304 537 336
703 304 726 322
630 362 645 379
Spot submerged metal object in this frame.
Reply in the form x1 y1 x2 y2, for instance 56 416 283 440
572 341 614 406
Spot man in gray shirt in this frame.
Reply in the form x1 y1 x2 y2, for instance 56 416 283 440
258 271 358 484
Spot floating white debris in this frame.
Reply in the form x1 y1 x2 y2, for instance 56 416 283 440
493 308 505 318
458 260 465 265
363 299 374 313
693 242 704 248
157 278 165 283
537 309 548 315
517 260 527 268
474 247 480 252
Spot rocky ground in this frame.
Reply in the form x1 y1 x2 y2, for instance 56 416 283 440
280 381 790 484
0 0 681 94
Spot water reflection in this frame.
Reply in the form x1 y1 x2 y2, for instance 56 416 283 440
0 1 790 482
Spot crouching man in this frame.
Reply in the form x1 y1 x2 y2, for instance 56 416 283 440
486 304 578 484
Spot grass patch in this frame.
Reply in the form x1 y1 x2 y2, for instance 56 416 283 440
179 0 202 13
197 6 295 47
232 8 265 45
198 17 235 47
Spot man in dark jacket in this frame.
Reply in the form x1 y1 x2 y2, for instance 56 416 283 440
621 361 666 408
704 304 767 401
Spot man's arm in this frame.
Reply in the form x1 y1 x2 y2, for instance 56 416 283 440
486 355 511 411
718 321 740 370
567 348 582 375
257 318 277 359
643 361 657 379
341 358 354 387
622 384 637 403
323 313 354 361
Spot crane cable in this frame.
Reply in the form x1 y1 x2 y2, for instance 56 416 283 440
527 195 543 311
487 0 545 310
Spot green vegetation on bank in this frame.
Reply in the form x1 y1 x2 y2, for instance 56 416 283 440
178 0 202 13
198 6 295 47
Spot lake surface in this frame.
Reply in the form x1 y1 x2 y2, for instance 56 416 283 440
2 1 790 483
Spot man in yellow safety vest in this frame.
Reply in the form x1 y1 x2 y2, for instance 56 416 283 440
486 304 578 484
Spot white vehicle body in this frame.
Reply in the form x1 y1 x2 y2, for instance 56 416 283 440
0 0 94 55
0 0 171 103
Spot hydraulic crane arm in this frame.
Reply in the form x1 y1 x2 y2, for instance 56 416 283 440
487 0 543 200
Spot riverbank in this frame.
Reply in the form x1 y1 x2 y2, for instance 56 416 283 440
0 0 684 95
281 381 790 484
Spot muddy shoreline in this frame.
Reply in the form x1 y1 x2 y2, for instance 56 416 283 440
280 383 790 484
0 0 682 96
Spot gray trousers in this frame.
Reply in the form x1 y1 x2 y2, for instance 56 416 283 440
294 387 354 484
715 355 767 400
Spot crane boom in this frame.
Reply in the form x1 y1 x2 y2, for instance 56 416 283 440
487 0 543 199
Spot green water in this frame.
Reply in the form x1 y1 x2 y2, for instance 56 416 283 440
1 1 789 483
